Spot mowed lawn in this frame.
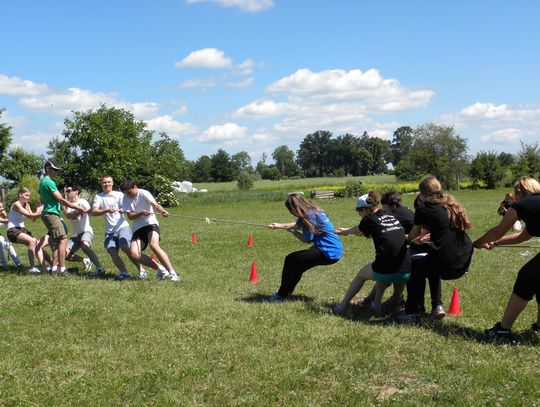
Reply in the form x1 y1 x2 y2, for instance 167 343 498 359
1 189 539 406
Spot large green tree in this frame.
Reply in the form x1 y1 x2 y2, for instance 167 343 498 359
390 126 414 166
272 145 298 177
470 151 505 188
395 123 468 189
512 142 540 179
231 151 253 175
191 155 212 182
150 133 188 181
48 105 154 189
1 148 44 183
297 130 333 177
0 108 13 158
210 149 234 182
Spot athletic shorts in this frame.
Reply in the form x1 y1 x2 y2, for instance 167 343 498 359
513 253 540 303
373 270 411 284
67 231 93 253
131 224 160 251
7 227 33 243
104 227 132 250
41 213 67 243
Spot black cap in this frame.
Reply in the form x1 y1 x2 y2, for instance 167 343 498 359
45 159 62 170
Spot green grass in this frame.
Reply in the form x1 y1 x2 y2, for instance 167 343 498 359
1 188 539 405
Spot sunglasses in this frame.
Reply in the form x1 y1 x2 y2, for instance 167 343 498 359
66 188 74 193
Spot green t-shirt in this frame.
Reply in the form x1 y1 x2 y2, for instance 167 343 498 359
39 176 61 215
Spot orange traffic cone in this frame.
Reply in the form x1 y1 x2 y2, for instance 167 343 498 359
448 287 462 316
249 261 258 283
247 234 253 247
191 233 198 244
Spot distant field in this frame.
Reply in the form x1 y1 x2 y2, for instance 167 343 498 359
194 174 398 193
1 187 539 405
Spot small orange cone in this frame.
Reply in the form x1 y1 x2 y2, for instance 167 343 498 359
249 261 258 283
448 287 462 316
247 234 253 247
191 233 198 244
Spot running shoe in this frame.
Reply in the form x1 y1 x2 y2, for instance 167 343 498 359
138 269 148 280
83 258 93 272
169 272 180 282
115 271 132 281
156 266 170 280
268 291 287 303
28 266 41 274
484 322 513 343
89 267 106 278
431 305 446 319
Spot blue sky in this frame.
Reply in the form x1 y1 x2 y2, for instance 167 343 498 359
1 0 539 164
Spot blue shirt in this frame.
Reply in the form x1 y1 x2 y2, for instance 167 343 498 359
296 210 343 260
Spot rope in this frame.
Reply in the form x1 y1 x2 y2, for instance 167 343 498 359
495 245 540 249
165 213 268 227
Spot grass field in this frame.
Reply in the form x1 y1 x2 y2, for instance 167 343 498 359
1 187 539 405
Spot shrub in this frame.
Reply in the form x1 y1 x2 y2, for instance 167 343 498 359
7 175 41 208
237 173 254 191
138 174 180 207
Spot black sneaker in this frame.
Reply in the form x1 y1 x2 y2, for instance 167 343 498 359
485 322 513 342
531 323 539 334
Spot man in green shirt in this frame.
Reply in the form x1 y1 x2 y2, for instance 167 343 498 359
39 159 87 275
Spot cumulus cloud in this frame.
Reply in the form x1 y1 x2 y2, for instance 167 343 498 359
479 128 524 144
185 0 274 12
179 76 219 89
147 115 198 136
233 100 288 118
0 74 49 96
197 122 247 142
175 48 233 69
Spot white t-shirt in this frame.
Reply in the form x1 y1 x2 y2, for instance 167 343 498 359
122 188 158 233
93 191 130 235
65 198 93 236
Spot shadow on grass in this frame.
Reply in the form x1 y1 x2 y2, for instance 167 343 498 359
0 266 125 281
239 293 315 304
312 301 539 346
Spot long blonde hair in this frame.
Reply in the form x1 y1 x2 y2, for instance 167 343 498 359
418 176 472 231
285 193 323 234
514 176 540 197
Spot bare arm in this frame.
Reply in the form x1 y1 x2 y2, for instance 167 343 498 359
335 225 362 236
492 228 532 247
52 191 87 213
151 201 169 217
267 222 296 230
473 208 518 249
13 202 41 220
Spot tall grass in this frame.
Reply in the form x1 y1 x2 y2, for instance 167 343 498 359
0 188 538 405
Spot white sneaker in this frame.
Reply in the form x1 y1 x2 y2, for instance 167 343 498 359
138 269 148 280
156 266 170 280
28 266 41 274
83 258 93 272
169 272 180 282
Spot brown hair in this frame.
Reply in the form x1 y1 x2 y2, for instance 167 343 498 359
418 176 472 231
18 187 31 195
381 191 401 207
497 192 515 216
514 176 540 197
285 193 324 234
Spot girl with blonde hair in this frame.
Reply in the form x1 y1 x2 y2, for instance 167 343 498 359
401 176 473 321
474 176 540 341
267 193 343 301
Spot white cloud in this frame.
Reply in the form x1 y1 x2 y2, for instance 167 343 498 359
233 100 288 118
197 122 247 142
147 115 198 136
480 128 523 144
131 102 161 118
179 77 219 89
185 0 274 12
0 74 49 96
175 48 233 69
226 77 255 88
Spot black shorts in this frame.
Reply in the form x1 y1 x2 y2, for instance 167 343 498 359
131 224 160 251
513 253 540 303
7 227 33 243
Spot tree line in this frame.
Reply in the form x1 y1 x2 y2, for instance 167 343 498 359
1 105 539 192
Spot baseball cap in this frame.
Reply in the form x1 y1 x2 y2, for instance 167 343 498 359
356 194 374 209
45 159 62 170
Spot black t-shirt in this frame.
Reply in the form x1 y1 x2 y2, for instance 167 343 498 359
414 202 472 272
391 206 414 234
359 210 411 274
512 193 540 236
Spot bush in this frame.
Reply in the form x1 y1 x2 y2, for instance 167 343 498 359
237 173 254 191
138 174 180 207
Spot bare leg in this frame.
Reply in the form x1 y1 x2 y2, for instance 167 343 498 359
372 281 388 306
148 232 174 272
501 293 529 329
108 247 129 274
339 263 374 307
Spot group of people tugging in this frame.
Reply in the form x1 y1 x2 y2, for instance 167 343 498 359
268 175 540 342
3 159 180 281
